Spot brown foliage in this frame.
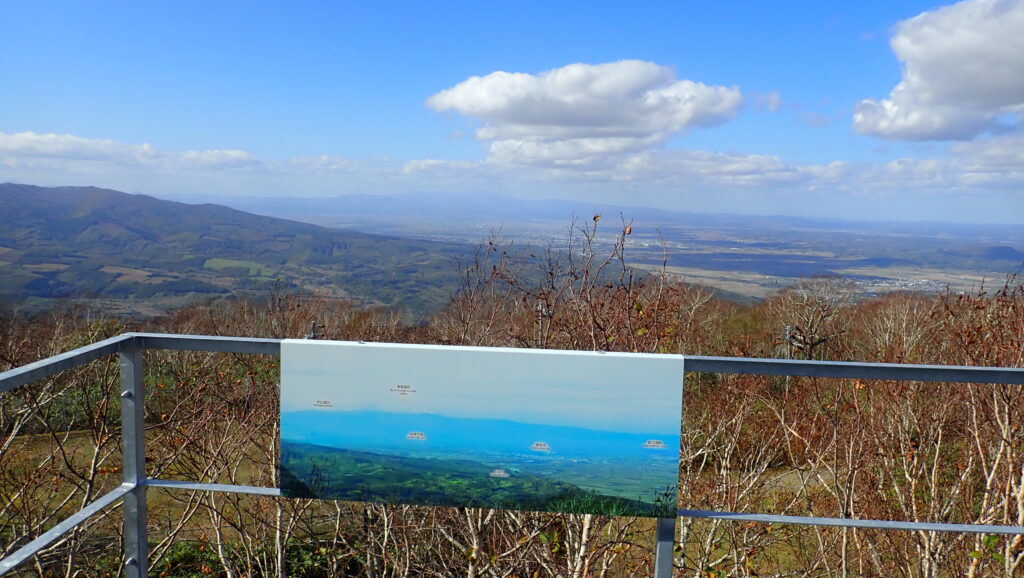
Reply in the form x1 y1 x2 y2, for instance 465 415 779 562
1 227 1022 576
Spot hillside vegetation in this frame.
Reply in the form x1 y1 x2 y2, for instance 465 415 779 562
1 219 1022 577
0 183 467 315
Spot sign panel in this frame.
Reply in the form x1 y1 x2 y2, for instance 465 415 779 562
280 340 683 517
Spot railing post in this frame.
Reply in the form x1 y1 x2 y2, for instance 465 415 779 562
120 338 148 577
652 357 683 577
653 517 676 577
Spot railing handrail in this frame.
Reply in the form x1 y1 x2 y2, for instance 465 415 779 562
8 332 1022 390
2 332 1023 577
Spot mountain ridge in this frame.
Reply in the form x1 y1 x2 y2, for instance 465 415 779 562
0 183 469 315
177 190 1024 241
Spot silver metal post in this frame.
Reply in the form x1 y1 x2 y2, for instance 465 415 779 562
653 357 682 577
653 517 676 577
120 339 148 577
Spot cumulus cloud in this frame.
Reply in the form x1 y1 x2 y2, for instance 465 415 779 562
398 140 1023 207
427 60 743 167
3 129 1019 222
854 0 1024 140
0 131 258 170
0 131 413 197
950 134 1024 186
0 131 158 164
400 146 856 195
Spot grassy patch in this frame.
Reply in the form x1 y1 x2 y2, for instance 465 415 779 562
23 263 70 272
203 258 275 276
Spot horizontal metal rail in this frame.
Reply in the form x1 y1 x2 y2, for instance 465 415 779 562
678 509 1024 535
148 479 282 497
2 332 1023 577
130 332 281 355
6 336 1020 391
0 334 132 392
684 355 1024 384
0 484 133 574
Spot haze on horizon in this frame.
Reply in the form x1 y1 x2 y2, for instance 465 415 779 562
2 1 1023 224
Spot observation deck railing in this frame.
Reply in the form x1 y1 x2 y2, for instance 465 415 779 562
1 332 1022 577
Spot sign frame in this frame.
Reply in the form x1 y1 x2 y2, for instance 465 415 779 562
280 340 683 518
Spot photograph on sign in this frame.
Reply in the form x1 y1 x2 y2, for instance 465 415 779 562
280 340 683 517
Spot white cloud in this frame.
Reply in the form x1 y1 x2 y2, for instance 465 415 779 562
2 130 1020 223
401 159 478 175
953 134 1024 168
179 149 257 168
0 131 158 164
427 60 743 167
854 0 1024 140
0 131 258 170
950 134 1024 186
289 155 376 174
486 135 664 169
397 147 899 196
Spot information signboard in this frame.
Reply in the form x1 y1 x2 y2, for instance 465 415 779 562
280 340 683 517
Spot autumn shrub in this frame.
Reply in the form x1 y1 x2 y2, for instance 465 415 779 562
2 237 1022 576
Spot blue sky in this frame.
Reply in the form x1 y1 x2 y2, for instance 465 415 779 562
2 1 1023 223
281 340 684 434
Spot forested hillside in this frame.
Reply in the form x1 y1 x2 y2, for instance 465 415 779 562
1 221 1022 576
0 183 466 314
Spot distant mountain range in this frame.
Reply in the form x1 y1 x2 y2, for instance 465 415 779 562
4 183 1022 315
193 191 1024 242
199 191 1024 292
0 183 469 314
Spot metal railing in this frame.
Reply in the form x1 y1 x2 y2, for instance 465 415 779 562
1 332 1023 577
